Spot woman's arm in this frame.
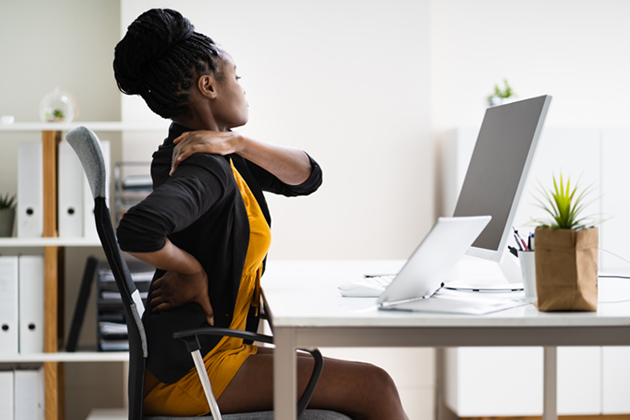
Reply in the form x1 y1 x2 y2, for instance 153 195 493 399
117 156 230 326
129 238 214 325
170 131 312 185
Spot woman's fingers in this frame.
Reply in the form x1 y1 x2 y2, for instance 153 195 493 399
150 293 165 307
170 144 197 175
170 131 237 175
172 132 205 163
173 132 189 144
170 132 192 174
152 301 174 313
196 295 215 326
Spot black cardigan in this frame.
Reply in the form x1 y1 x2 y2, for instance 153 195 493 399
117 123 323 383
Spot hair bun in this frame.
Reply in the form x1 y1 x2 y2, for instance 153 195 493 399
114 8 194 95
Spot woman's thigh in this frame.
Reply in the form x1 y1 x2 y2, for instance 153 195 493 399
217 347 408 420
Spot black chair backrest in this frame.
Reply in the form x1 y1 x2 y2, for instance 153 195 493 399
66 127 147 420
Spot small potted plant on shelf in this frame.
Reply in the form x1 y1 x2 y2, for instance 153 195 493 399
532 174 602 311
0 193 16 237
39 87 78 123
487 79 515 107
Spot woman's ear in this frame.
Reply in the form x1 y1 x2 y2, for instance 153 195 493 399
198 74 217 99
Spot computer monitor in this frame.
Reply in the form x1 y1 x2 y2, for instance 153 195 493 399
453 95 552 265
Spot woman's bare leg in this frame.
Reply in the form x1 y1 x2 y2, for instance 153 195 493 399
218 347 408 420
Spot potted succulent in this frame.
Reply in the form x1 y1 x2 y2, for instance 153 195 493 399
487 79 515 107
0 193 16 237
532 174 600 311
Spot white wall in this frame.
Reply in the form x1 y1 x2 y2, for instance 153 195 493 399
120 0 630 261
431 0 630 131
121 0 433 261
0 2 121 122
0 0 122 203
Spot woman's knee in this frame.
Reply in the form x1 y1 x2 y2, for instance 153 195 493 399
358 362 398 396
314 359 405 419
325 359 398 400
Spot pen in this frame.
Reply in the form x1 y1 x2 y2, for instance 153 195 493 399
529 233 535 251
514 233 524 251
513 227 529 251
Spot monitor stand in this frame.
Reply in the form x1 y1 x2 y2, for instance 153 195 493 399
444 254 524 292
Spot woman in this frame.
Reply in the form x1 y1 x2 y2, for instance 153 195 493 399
114 8 407 419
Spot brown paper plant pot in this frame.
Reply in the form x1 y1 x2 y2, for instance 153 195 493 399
0 207 15 237
534 226 598 311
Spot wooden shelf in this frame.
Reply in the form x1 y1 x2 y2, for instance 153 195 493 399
0 121 169 132
0 351 129 363
0 237 101 247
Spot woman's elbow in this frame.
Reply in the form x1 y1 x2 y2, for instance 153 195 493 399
116 219 164 253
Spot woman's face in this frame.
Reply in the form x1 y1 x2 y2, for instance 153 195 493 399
211 53 248 130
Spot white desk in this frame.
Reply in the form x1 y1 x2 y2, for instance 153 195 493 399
262 260 630 420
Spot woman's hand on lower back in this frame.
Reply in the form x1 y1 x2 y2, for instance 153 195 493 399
150 269 215 326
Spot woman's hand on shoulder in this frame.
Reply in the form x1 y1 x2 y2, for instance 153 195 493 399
170 130 242 175
150 268 215 325
171 130 312 186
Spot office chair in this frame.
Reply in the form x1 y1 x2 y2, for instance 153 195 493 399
66 127 350 420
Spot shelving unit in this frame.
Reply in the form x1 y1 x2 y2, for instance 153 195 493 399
0 121 167 420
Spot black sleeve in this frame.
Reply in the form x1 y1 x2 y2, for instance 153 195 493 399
116 154 229 253
244 152 323 197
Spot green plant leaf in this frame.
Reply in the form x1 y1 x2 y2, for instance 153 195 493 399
532 173 601 230
0 193 16 210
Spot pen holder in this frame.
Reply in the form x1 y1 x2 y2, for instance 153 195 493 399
518 250 536 303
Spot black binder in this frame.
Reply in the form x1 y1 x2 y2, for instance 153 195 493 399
66 256 98 352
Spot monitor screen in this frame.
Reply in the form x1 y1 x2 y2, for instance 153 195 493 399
453 95 552 262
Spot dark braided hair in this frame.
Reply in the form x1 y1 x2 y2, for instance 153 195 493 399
113 8 222 119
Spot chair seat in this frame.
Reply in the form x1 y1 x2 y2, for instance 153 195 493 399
144 409 351 419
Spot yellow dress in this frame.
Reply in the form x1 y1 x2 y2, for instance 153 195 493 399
143 158 272 417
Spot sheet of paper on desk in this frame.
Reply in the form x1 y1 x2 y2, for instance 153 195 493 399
381 289 529 315
437 288 525 300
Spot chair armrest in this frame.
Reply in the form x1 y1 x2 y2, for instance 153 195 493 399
173 327 323 418
173 327 274 345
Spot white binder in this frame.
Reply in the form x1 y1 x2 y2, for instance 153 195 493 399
0 256 18 354
14 367 45 420
58 141 84 237
17 141 44 238
84 140 110 239
0 371 14 420
18 255 44 354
